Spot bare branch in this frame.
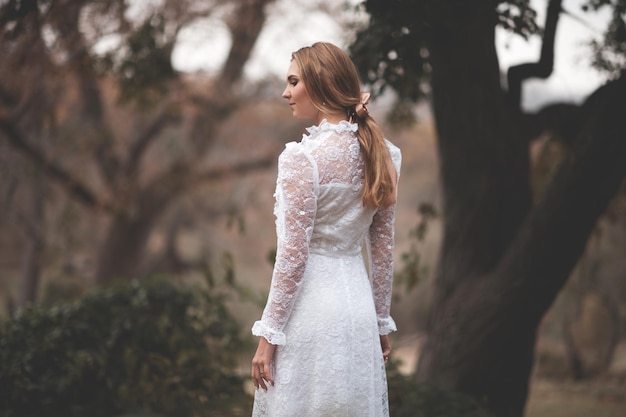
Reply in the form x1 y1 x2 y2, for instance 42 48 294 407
142 154 274 205
218 0 276 93
187 156 274 189
48 0 121 187
507 0 562 109
0 119 116 213
0 84 15 108
124 102 182 177
521 101 582 143
498 73 626 313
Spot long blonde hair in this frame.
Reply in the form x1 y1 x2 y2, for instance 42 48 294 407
292 42 396 208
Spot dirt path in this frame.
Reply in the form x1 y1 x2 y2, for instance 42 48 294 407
526 377 625 417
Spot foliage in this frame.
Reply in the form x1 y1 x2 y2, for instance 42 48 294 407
349 0 430 101
99 12 177 106
496 0 540 38
583 0 626 78
351 0 626 101
0 277 251 417
349 0 540 101
386 359 494 417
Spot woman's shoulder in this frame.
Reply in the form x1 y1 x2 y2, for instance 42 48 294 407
279 140 307 162
278 140 318 175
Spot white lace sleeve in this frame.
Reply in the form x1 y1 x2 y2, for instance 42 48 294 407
369 142 401 335
252 142 318 345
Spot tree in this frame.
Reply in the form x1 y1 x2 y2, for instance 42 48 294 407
350 1 626 416
0 0 277 294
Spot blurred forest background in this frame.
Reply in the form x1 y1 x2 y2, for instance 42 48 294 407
0 0 625 416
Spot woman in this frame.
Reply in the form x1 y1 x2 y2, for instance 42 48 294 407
251 42 401 417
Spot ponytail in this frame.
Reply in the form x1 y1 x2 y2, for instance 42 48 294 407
355 114 396 208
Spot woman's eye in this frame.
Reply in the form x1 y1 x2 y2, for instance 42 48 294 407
290 81 298 86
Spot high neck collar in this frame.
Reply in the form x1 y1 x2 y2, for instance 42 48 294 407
303 119 358 141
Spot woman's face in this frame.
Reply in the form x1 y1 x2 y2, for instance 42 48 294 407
282 60 318 121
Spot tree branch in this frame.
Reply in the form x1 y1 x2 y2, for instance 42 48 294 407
142 155 274 205
49 1 121 188
0 0 36 26
498 73 626 316
124 102 181 177
186 156 274 189
507 0 562 109
0 84 15 109
0 119 117 213
218 0 276 93
520 101 582 143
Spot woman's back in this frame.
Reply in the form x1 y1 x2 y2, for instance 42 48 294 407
280 120 400 258
305 120 374 256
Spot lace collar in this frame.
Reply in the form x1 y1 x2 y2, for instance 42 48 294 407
302 119 357 142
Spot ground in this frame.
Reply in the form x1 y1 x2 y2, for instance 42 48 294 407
393 333 626 417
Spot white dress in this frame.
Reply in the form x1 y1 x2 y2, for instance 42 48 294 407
251 120 401 417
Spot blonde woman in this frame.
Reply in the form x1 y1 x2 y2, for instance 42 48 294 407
251 42 401 417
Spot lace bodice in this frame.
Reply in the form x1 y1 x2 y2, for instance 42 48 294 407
252 120 401 345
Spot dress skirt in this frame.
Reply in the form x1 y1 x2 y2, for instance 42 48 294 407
252 251 389 417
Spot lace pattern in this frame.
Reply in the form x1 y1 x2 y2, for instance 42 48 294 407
252 142 318 345
252 120 401 417
369 141 401 335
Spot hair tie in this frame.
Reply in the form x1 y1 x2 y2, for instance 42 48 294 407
355 91 371 118
350 91 371 123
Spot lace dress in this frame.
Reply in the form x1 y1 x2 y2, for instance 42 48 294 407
251 120 401 417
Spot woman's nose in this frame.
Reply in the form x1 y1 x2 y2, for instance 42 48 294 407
282 87 289 99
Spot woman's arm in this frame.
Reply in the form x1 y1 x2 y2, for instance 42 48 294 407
368 143 401 336
251 142 318 343
368 203 398 335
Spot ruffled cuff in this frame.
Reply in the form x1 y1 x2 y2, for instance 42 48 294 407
378 316 397 335
251 320 286 345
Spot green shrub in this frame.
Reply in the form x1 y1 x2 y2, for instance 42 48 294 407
387 359 494 417
0 278 251 417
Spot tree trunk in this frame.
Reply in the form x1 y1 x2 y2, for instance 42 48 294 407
416 3 626 416
416 5 532 415
428 5 530 294
17 171 45 307
93 155 273 284
94 191 168 285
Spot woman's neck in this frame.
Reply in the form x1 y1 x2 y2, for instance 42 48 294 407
316 111 348 125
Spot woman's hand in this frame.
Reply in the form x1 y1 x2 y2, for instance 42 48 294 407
251 337 276 391
380 334 391 365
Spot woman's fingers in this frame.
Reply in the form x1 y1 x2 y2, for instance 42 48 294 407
251 365 267 391
251 364 259 390
258 367 268 391
263 362 274 386
251 337 276 392
252 363 272 392
251 359 268 391
380 335 392 364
